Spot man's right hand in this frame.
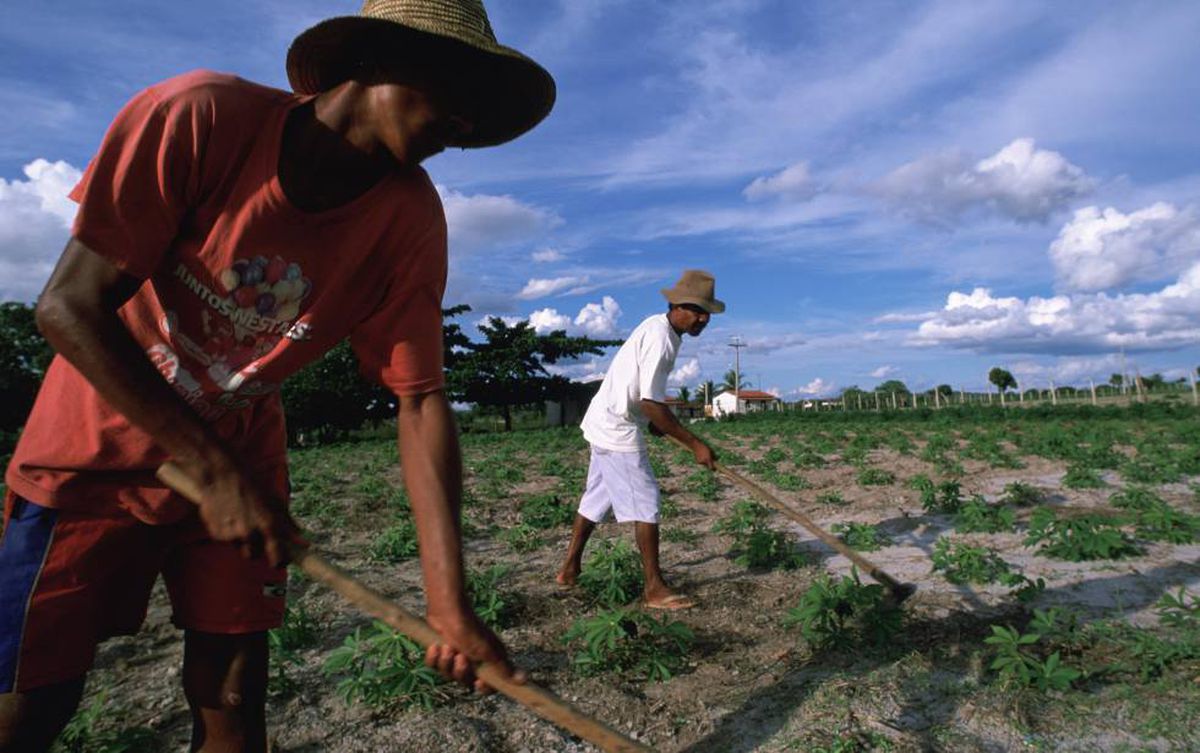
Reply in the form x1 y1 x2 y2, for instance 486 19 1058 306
692 441 717 470
186 457 304 567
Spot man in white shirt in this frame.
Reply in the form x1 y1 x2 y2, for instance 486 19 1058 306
555 270 723 610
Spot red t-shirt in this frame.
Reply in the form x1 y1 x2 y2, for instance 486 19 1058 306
6 70 448 524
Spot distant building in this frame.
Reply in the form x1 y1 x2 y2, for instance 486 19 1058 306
663 397 705 419
712 389 782 417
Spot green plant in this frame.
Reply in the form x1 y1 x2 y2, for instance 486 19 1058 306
1000 481 1044 507
52 692 156 753
984 623 1081 691
930 538 1012 585
368 517 419 562
578 539 644 607
563 608 694 682
466 565 515 629
733 528 807 570
1108 486 1163 511
1062 463 1105 489
323 621 445 708
856 467 896 486
831 522 892 551
816 491 847 506
1134 502 1199 544
1155 588 1200 628
499 522 543 552
920 480 964 514
713 500 769 536
783 569 901 650
520 492 574 529
687 469 721 501
954 496 1016 533
268 601 319 694
1024 508 1140 561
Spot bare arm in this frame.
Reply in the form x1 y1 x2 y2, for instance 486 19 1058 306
396 389 520 692
640 398 716 469
36 238 299 565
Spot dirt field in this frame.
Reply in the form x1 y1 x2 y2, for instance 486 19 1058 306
60 404 1200 752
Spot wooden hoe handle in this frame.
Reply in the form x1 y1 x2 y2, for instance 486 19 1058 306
156 462 653 753
667 436 908 594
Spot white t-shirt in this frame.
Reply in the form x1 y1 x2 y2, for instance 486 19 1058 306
581 313 682 452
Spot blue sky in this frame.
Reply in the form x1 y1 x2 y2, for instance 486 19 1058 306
3 0 1199 398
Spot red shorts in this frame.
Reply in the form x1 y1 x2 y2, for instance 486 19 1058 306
0 492 286 692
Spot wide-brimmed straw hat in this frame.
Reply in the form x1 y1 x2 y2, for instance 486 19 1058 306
287 0 555 148
661 270 726 314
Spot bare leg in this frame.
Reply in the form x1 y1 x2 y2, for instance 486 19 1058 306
0 678 86 753
183 630 268 753
556 514 597 587
636 522 694 608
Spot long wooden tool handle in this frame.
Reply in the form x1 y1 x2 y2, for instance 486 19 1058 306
667 436 904 592
156 463 652 753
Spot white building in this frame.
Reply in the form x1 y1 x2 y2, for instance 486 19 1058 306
712 389 782 417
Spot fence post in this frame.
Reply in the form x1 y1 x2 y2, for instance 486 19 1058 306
1089 379 1097 406
1050 380 1057 406
1135 372 1145 403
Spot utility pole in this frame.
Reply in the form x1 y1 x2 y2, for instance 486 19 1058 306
728 336 746 414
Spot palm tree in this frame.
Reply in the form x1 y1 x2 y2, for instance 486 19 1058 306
700 380 716 405
677 385 691 404
720 369 750 394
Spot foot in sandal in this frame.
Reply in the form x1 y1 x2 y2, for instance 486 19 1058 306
643 592 696 610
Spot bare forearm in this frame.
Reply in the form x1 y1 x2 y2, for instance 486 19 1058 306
397 390 468 618
640 399 701 448
37 278 227 471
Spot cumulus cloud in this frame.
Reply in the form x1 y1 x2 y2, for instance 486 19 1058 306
531 248 565 263
436 185 561 254
528 296 624 338
909 262 1200 354
875 138 1093 224
743 161 818 202
669 357 701 386
0 158 81 301
1049 203 1200 291
870 365 898 379
517 275 588 300
798 377 837 397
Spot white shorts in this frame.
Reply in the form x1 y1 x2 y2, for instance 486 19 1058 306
577 445 661 524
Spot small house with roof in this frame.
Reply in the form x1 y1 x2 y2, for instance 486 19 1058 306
712 389 782 417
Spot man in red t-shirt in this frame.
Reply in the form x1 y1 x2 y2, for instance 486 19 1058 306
0 1 554 750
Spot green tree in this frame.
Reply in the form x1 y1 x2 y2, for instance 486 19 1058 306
988 367 1017 394
677 386 691 404
0 302 54 444
875 379 909 394
449 317 619 431
1109 373 1124 390
699 380 717 404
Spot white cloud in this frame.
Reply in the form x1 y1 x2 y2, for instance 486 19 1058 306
531 248 565 263
743 162 817 202
517 275 588 300
1049 203 1200 291
873 311 938 324
528 296 624 338
909 262 1200 354
669 357 701 386
573 296 623 338
870 365 898 379
798 377 837 397
0 158 80 301
875 138 1093 224
436 185 561 253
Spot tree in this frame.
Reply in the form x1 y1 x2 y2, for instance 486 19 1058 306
988 367 1017 393
449 317 619 431
875 379 909 394
698 380 716 405
677 386 691 404
0 302 55 445
1109 373 1124 390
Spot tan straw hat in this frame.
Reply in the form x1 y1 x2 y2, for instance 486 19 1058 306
661 270 726 314
287 0 555 148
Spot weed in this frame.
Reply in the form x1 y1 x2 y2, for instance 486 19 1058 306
857 467 896 486
733 528 807 570
563 608 694 682
686 469 720 501
783 569 901 650
520 492 574 529
268 601 319 694
466 565 515 629
662 527 700 545
713 500 769 536
368 517 419 562
920 480 964 514
1156 588 1199 628
1000 481 1044 507
578 539 644 607
323 621 445 708
52 691 156 753
1062 463 1106 489
954 496 1016 533
1134 503 1199 544
1024 508 1140 561
817 491 847 506
984 622 1081 691
499 522 543 552
1108 486 1163 511
930 538 1012 585
832 522 892 552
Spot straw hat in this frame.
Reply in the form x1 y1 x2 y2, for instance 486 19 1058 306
287 0 555 148
661 270 726 314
